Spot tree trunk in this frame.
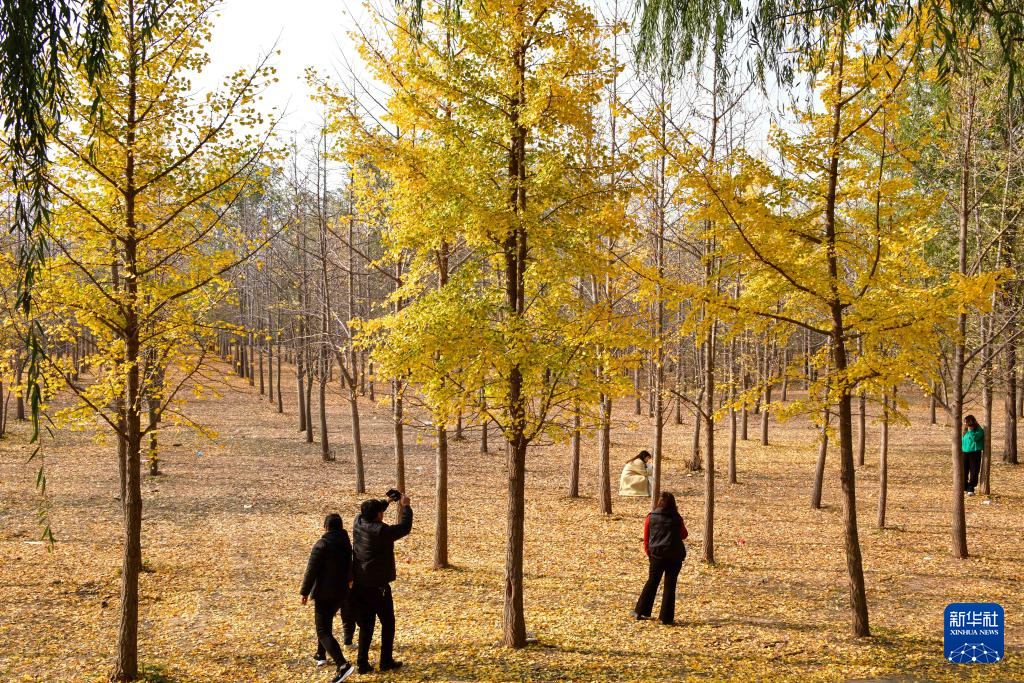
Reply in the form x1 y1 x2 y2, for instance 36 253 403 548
348 382 365 493
877 390 890 528
634 366 642 416
687 388 703 471
258 340 265 395
434 425 449 569
296 333 306 433
568 403 580 498
267 330 274 403
394 379 406 491
319 371 331 462
1004 343 1018 464
16 361 25 421
824 40 870 636
857 392 866 467
949 73 973 559
811 402 829 510
275 329 283 414
598 395 612 513
760 383 771 446
480 389 489 454
304 370 314 444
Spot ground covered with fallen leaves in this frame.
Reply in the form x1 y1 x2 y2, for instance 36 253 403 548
1 367 1022 682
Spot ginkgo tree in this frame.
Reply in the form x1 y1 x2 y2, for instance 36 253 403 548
681 17 996 637
32 0 275 679
344 0 637 648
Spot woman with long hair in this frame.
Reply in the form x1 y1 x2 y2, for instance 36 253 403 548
962 414 985 496
619 450 653 497
630 491 687 624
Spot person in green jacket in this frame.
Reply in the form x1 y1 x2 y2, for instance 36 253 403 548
962 414 985 496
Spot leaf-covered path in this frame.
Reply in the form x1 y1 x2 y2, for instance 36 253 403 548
1 368 1022 681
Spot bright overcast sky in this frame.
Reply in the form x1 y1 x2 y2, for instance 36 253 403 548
203 0 372 138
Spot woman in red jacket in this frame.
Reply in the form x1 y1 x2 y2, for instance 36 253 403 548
630 492 688 625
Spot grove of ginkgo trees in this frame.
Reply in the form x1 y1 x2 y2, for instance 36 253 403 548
306 0 1013 647
2 0 1023 677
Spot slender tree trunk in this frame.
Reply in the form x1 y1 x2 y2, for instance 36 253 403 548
811 402 829 510
1004 343 1018 464
434 425 449 569
394 379 406 491
634 366 642 416
568 402 580 498
877 390 890 528
857 392 866 467
480 389 489 454
296 330 306 434
760 383 771 446
740 369 749 440
825 39 869 636
949 73 973 559
267 329 274 403
15 361 25 421
598 394 612 514
688 387 703 471
319 367 331 461
304 369 314 444
275 327 283 414
258 340 265 395
112 38 144 676
348 377 365 493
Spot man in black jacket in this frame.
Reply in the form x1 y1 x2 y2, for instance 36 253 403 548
351 493 413 674
300 513 355 683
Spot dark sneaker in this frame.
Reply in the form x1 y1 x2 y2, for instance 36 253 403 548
357 663 374 675
332 663 355 682
379 660 403 672
314 655 330 667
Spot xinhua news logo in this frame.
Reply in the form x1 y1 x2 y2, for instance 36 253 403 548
945 603 1004 664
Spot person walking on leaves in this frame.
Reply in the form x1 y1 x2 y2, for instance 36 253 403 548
301 513 356 683
351 491 413 674
631 492 688 625
962 414 985 496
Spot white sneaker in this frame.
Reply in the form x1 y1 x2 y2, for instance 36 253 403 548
314 655 330 667
966 491 975 497
333 663 355 682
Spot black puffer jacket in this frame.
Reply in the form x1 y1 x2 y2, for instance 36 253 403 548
352 506 413 587
646 509 686 562
300 529 352 601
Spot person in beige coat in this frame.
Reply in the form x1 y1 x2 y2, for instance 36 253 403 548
619 451 653 497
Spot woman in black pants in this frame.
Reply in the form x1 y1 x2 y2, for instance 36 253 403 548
631 492 688 625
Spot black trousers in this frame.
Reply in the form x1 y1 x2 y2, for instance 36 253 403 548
634 555 682 624
964 451 982 492
313 596 350 667
352 583 396 667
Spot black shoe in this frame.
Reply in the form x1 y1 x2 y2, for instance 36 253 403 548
379 660 403 672
343 639 353 647
660 619 676 626
332 663 355 683
357 663 374 675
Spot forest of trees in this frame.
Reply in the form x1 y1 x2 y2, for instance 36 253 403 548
1 0 1022 679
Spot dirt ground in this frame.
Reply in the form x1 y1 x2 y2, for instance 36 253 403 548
1 364 1022 682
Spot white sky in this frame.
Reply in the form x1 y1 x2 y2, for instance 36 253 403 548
199 0 783 159
203 0 372 138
